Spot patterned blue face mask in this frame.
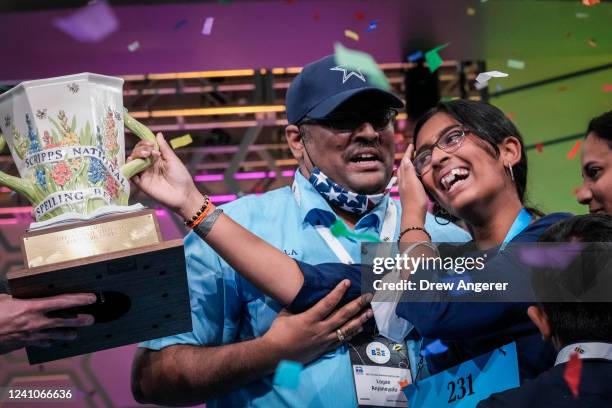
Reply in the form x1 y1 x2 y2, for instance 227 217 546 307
308 167 396 215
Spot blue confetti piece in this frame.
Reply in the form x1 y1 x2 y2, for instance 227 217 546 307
366 20 378 32
174 19 188 30
420 339 448 357
407 50 423 62
273 360 304 389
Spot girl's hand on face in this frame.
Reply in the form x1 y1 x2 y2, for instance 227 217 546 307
398 143 429 226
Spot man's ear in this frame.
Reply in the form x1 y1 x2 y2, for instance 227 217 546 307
285 125 305 162
527 306 552 341
500 136 522 167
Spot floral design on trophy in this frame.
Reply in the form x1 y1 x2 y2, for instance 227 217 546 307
0 73 155 225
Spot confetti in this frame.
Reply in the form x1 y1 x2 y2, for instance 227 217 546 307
475 70 509 88
582 0 600 6
313 11 320 22
127 41 140 52
575 12 589 18
53 0 118 43
564 352 582 398
587 37 597 48
495 84 503 92
354 11 366 21
558 85 568 92
344 29 359 41
170 134 193 150
567 140 582 159
366 20 378 32
398 379 410 390
536 143 543 153
330 219 382 243
201 17 214 35
467 7 476 16
407 50 423 62
603 84 612 92
420 339 448 357
174 19 188 30
334 42 391 90
518 243 581 269
424 43 450 73
273 360 303 389
507 59 525 69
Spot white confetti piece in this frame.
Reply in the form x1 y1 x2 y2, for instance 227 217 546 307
507 59 525 69
475 70 509 85
127 41 140 52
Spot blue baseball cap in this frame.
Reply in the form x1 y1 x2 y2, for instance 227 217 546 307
286 55 404 124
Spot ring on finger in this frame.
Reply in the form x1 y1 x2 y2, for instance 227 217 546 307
336 328 346 343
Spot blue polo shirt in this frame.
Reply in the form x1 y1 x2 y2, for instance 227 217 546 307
141 170 470 408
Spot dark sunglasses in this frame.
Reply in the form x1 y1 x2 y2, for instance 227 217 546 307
299 109 398 133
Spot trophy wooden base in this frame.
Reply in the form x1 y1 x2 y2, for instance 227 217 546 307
7 239 192 365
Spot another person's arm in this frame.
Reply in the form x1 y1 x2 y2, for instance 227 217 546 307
129 134 303 305
0 293 95 354
131 280 373 406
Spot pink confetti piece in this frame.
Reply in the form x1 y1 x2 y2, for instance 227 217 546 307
53 0 118 43
202 17 214 35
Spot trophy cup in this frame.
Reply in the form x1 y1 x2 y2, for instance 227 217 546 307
0 73 191 364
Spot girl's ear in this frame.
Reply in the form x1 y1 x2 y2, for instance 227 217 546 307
500 136 522 167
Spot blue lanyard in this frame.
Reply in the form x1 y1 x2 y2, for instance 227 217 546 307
500 208 532 251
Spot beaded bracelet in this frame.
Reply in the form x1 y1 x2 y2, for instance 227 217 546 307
190 204 214 229
184 196 211 228
398 226 431 241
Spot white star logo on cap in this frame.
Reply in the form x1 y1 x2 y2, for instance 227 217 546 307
330 65 366 84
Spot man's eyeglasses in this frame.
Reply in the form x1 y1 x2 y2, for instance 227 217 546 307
413 127 469 176
299 109 397 133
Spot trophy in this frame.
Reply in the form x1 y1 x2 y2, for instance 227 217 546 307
0 73 191 364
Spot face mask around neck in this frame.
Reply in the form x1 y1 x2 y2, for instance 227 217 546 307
308 167 396 215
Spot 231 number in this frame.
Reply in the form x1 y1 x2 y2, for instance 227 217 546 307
447 373 475 403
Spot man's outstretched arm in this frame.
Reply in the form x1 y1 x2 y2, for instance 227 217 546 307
131 280 373 406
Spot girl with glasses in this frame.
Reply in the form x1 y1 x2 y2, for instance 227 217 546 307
395 99 572 380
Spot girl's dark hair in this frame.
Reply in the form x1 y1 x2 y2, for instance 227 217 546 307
414 99 542 217
586 110 612 148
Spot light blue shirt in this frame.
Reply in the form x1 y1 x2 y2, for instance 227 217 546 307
141 170 470 408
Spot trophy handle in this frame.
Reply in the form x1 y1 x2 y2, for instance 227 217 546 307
121 109 159 179
0 133 38 204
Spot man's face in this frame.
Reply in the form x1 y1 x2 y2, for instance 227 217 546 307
300 106 396 195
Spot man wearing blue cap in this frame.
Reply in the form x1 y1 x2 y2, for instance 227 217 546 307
132 55 469 407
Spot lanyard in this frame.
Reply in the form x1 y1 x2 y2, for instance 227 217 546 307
293 179 397 265
499 208 532 251
556 342 612 365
